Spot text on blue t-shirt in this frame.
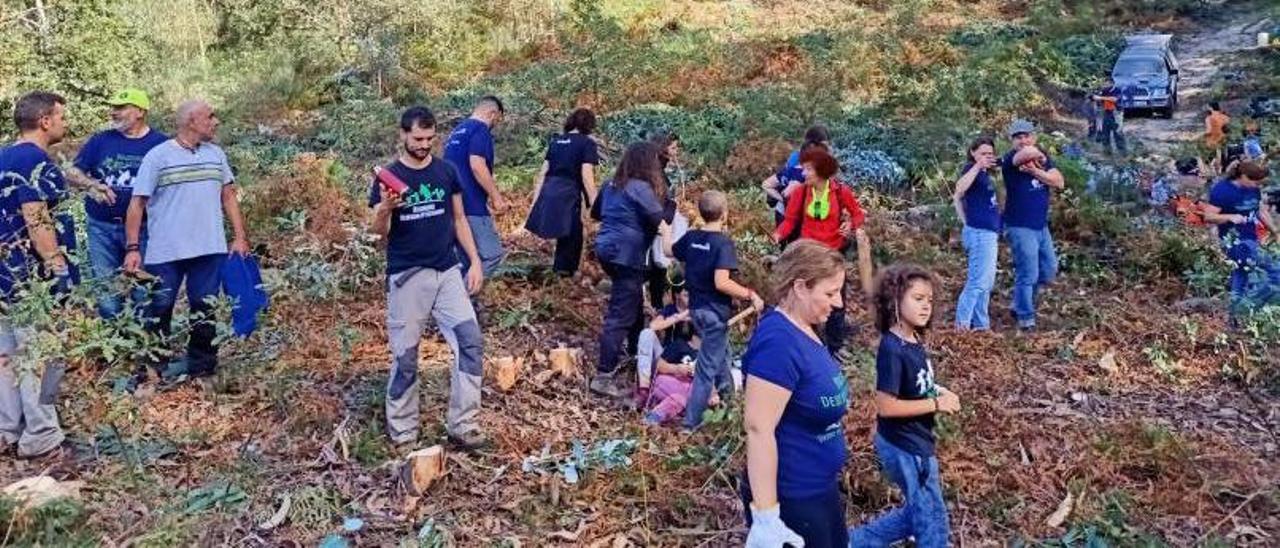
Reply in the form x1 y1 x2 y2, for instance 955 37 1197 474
743 310 850 499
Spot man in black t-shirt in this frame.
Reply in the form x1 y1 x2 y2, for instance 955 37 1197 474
371 106 488 451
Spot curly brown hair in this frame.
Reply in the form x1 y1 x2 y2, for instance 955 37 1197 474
872 263 938 334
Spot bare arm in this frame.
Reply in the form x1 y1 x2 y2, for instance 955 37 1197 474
469 155 504 209
453 193 482 269
656 357 693 377
714 269 755 300
744 376 791 511
875 386 959 418
952 165 984 226
648 309 688 331
222 184 249 253
529 160 549 201
581 163 598 206
1027 166 1065 190
19 202 66 270
762 174 784 202
1200 203 1245 225
453 193 484 294
370 195 396 238
64 167 115 204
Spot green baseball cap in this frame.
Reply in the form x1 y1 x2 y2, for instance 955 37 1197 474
107 88 151 110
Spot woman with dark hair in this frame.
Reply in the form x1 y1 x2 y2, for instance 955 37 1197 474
526 108 601 275
591 142 669 398
952 136 1000 330
771 147 871 356
646 131 687 310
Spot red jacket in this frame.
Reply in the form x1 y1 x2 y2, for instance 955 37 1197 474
773 180 865 251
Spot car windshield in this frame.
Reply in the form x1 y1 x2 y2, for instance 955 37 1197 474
1114 57 1164 76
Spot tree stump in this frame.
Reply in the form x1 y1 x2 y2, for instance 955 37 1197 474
400 445 446 497
495 356 523 391
549 345 579 378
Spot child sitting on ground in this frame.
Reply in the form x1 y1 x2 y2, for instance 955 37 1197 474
642 332 713 425
662 190 764 431
634 285 694 408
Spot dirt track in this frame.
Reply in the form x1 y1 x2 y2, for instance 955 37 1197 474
1122 12 1264 156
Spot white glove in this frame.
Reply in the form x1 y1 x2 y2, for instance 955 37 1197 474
745 504 805 548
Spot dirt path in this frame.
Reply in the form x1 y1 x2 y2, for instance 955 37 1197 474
1123 13 1266 156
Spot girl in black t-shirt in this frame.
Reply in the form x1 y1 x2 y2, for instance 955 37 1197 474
850 264 960 548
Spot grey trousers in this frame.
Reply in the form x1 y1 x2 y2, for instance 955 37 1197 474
0 323 65 457
385 265 484 444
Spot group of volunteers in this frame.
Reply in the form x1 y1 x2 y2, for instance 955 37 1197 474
1 90 248 459
3 84 1272 548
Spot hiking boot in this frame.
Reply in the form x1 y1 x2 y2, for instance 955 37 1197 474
590 371 628 399
447 430 492 453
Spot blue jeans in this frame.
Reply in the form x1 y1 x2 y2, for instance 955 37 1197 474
955 226 998 330
1006 226 1058 327
684 308 730 429
1226 240 1280 316
459 215 506 277
597 262 646 374
143 253 225 376
849 434 950 548
86 217 148 320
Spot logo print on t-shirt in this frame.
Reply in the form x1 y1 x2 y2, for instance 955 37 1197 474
401 183 447 207
915 359 936 396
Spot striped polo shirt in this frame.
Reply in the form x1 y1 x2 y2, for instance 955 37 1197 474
133 139 234 264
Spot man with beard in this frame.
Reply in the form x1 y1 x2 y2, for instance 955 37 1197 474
0 91 79 458
371 106 488 451
66 89 168 320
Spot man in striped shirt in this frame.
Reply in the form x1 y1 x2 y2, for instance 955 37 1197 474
123 99 250 386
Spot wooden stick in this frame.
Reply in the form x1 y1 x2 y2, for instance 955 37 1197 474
727 307 757 327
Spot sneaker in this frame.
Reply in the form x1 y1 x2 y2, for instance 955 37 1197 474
589 371 628 399
643 411 664 426
447 430 492 453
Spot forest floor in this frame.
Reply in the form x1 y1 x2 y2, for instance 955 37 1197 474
2 7 1280 548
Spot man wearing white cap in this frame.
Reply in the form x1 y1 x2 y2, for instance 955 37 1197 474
67 89 169 320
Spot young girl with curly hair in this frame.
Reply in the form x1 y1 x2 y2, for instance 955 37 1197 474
850 264 960 548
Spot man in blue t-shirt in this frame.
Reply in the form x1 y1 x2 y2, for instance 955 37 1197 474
1001 119 1065 331
373 106 489 452
667 191 764 429
0 91 77 459
443 96 506 278
67 89 168 320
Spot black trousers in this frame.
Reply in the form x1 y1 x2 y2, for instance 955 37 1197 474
598 262 646 374
553 212 584 274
